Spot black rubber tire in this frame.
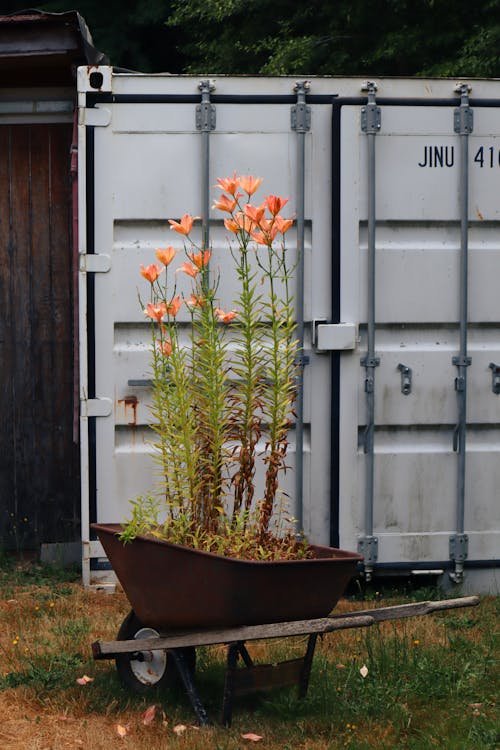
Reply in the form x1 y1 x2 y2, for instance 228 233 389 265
115 610 196 694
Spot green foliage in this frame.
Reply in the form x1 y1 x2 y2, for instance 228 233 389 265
4 0 498 76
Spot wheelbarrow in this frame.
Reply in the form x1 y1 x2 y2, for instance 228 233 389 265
92 595 479 726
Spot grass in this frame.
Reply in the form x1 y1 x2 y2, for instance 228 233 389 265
0 558 498 749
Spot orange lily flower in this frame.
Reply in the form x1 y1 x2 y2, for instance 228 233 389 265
250 230 268 246
216 172 240 195
155 246 178 266
168 213 197 236
157 338 173 357
144 302 168 322
265 194 289 216
240 175 263 196
234 212 254 233
224 217 240 234
176 261 199 278
186 293 204 308
140 263 163 283
215 307 237 323
166 295 182 317
244 202 266 225
212 194 239 213
187 250 211 269
274 215 294 234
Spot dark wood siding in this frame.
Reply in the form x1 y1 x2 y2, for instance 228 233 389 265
0 123 79 550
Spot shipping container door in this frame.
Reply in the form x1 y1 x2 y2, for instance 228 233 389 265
338 98 500 576
78 70 335 583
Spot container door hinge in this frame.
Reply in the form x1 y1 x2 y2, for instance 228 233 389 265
196 80 216 131
291 81 311 132
488 362 500 394
358 536 378 564
449 534 469 563
81 398 112 418
80 106 111 128
79 254 111 273
313 320 357 352
454 83 473 134
361 82 381 134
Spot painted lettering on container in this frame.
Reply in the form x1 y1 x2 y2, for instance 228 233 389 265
418 146 455 168
418 144 500 168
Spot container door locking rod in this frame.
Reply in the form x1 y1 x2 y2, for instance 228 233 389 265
359 82 381 580
291 80 311 533
197 80 216 263
450 83 473 584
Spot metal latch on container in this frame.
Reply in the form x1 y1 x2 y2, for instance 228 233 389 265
79 254 111 273
453 83 473 135
398 363 412 395
196 80 216 131
361 81 381 134
291 81 311 133
489 363 500 394
313 320 357 352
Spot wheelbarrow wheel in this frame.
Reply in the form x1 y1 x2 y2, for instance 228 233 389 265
115 610 196 694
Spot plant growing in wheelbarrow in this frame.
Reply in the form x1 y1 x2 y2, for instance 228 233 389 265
92 173 362 634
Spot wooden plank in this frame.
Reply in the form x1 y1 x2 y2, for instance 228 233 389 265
92 614 375 659
328 596 480 623
92 596 479 660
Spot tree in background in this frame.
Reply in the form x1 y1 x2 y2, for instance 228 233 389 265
2 0 499 76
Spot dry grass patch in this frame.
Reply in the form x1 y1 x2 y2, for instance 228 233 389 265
0 560 498 749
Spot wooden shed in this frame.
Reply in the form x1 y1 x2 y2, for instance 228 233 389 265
0 10 107 553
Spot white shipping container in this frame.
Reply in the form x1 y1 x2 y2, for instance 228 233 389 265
78 69 500 593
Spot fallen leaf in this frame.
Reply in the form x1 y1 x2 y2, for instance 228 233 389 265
116 724 129 738
241 733 264 742
173 724 187 735
360 665 369 679
76 675 94 685
142 705 156 725
335 663 346 669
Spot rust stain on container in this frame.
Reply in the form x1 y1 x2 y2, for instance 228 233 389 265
118 396 138 426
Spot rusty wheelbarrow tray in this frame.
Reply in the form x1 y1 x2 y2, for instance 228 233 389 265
92 595 479 727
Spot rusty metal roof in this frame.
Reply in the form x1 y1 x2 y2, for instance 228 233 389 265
0 9 109 86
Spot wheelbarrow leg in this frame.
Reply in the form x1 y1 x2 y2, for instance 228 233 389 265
222 642 242 727
298 633 318 699
168 649 211 726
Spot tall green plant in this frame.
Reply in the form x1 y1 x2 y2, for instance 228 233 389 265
121 174 302 559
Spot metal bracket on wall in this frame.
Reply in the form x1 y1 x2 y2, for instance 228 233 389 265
489 363 500 394
449 533 469 563
358 536 379 565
